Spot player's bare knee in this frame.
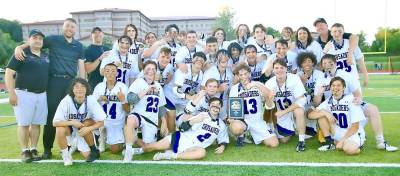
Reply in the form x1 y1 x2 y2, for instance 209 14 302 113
229 121 245 136
83 119 95 126
110 145 122 154
56 127 68 137
344 147 360 155
126 115 138 128
265 137 279 148
197 148 207 159
279 136 290 144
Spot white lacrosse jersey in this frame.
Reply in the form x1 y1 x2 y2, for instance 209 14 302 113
175 45 204 65
326 39 363 79
314 69 361 100
229 81 265 120
265 73 306 111
292 40 323 64
129 77 166 124
267 51 298 73
53 95 106 123
92 81 128 126
297 69 324 107
100 50 140 87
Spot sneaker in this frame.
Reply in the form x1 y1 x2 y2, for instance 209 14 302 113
30 149 41 161
132 148 144 155
318 143 336 152
42 149 52 160
61 151 73 166
86 149 100 162
296 141 306 152
21 150 32 163
235 136 245 147
153 150 175 161
123 148 133 162
377 141 398 152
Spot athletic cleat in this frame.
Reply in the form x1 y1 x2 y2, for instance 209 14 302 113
296 141 306 152
61 151 73 166
123 149 133 162
86 149 100 162
30 149 41 161
377 141 398 152
318 143 336 152
21 150 32 163
132 148 144 155
153 150 175 161
235 136 245 147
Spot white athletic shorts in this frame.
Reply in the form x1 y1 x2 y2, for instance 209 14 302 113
333 127 365 148
244 118 276 144
129 113 158 144
13 89 47 126
104 124 125 145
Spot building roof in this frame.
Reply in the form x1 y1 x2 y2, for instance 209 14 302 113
70 8 139 14
24 20 64 25
151 16 216 21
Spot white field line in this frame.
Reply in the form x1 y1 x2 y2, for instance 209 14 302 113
0 159 399 168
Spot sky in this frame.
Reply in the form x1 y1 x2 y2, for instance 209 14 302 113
1 0 399 43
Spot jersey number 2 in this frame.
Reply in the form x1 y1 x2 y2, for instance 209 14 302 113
197 133 211 142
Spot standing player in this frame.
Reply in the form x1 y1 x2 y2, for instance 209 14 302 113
296 52 324 138
112 24 144 68
100 35 140 87
53 78 105 166
314 54 398 152
228 64 279 148
213 28 231 50
263 39 298 77
309 77 366 155
231 24 252 48
243 45 267 82
227 42 245 69
201 49 234 109
164 52 206 116
134 97 228 160
325 23 368 85
248 24 274 58
124 61 168 162
92 63 129 153
175 30 204 66
203 36 219 71
292 27 323 63
265 59 307 152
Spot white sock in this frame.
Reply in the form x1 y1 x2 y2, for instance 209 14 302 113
299 134 305 142
126 144 133 150
376 135 384 144
22 148 29 152
30 147 37 151
61 148 69 155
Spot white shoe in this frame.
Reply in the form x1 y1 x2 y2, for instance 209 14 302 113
318 143 336 152
98 136 106 153
377 141 398 152
153 150 175 161
132 148 144 155
62 151 73 166
123 148 133 162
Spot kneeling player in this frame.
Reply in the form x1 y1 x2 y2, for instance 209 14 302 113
228 64 279 148
134 97 229 160
265 59 307 152
93 63 129 153
309 77 366 155
124 61 168 162
53 78 106 166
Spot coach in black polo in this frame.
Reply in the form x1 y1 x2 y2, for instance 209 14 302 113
14 18 86 159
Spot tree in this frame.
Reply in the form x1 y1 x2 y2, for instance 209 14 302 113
214 6 236 41
358 31 370 52
0 30 17 67
0 18 22 42
266 27 281 39
370 27 400 55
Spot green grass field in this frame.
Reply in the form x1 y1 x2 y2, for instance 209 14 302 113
0 75 399 175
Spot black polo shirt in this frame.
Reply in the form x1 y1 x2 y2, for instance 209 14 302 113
43 35 85 77
84 44 109 88
7 48 49 93
317 31 352 49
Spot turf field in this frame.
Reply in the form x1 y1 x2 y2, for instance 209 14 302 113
0 74 399 175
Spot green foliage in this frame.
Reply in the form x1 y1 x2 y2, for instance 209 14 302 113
0 30 17 67
370 27 400 55
357 31 370 52
214 6 236 41
266 26 281 39
0 18 22 42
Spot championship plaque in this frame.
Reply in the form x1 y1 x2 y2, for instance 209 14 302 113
229 97 244 119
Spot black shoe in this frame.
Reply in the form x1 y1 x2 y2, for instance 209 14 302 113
42 150 52 159
235 136 245 147
21 150 32 163
30 149 42 161
296 141 306 152
86 149 100 162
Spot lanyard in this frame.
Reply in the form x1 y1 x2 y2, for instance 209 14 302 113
296 40 306 50
276 76 288 99
73 97 87 122
333 39 344 50
118 52 128 64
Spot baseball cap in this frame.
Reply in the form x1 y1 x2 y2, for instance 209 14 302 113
91 27 102 33
313 18 327 26
29 29 45 38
